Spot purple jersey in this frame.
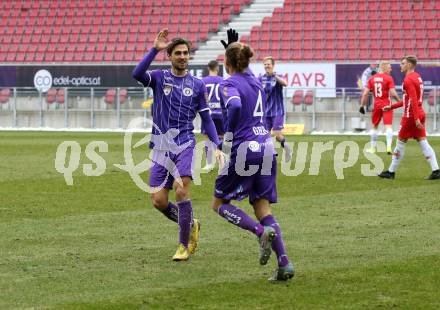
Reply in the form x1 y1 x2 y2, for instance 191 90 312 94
140 69 209 148
259 74 285 117
220 70 273 160
202 75 224 119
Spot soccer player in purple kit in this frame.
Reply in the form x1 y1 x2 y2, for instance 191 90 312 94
132 29 222 261
259 56 292 162
211 42 294 281
201 60 224 172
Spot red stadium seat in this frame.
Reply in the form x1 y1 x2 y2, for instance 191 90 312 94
46 88 57 104
303 50 314 60
104 88 116 104
56 89 65 104
0 88 11 103
304 90 314 105
292 90 304 106
0 0 437 63
119 88 128 103
428 89 439 106
34 52 44 62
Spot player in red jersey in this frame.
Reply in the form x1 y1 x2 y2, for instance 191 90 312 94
378 55 440 180
360 61 400 154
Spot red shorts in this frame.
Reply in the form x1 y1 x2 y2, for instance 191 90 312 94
398 113 426 140
372 107 393 126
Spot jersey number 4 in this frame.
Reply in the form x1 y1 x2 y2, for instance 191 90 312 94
253 90 264 123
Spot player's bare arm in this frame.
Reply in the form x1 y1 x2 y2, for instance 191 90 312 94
390 88 400 102
384 101 403 111
274 73 288 87
214 149 226 170
360 88 370 107
359 88 370 114
382 88 401 111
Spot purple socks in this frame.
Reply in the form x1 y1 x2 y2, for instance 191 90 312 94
177 200 193 248
218 203 264 237
159 201 193 248
160 202 179 223
162 202 289 265
260 214 289 267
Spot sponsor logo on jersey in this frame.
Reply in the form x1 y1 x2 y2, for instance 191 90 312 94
163 83 173 95
209 102 221 109
183 87 193 96
249 141 261 152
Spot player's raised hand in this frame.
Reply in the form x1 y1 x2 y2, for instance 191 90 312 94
221 28 239 49
154 29 170 51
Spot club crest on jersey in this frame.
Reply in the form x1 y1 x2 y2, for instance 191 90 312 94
163 83 173 95
183 87 193 96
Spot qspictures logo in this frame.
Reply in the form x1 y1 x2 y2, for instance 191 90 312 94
33 69 101 91
54 118 388 193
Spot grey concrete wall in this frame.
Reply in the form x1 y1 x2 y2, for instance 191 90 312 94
1 95 438 133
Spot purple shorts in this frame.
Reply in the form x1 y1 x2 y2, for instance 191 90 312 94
214 156 277 204
201 117 225 136
265 115 284 131
149 146 194 189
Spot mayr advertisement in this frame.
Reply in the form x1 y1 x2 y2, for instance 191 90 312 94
248 63 336 97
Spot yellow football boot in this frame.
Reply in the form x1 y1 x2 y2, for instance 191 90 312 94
172 243 189 261
188 219 201 254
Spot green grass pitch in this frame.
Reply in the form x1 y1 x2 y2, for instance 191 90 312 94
1 132 439 309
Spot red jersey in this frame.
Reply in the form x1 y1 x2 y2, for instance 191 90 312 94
392 72 424 120
367 73 395 107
